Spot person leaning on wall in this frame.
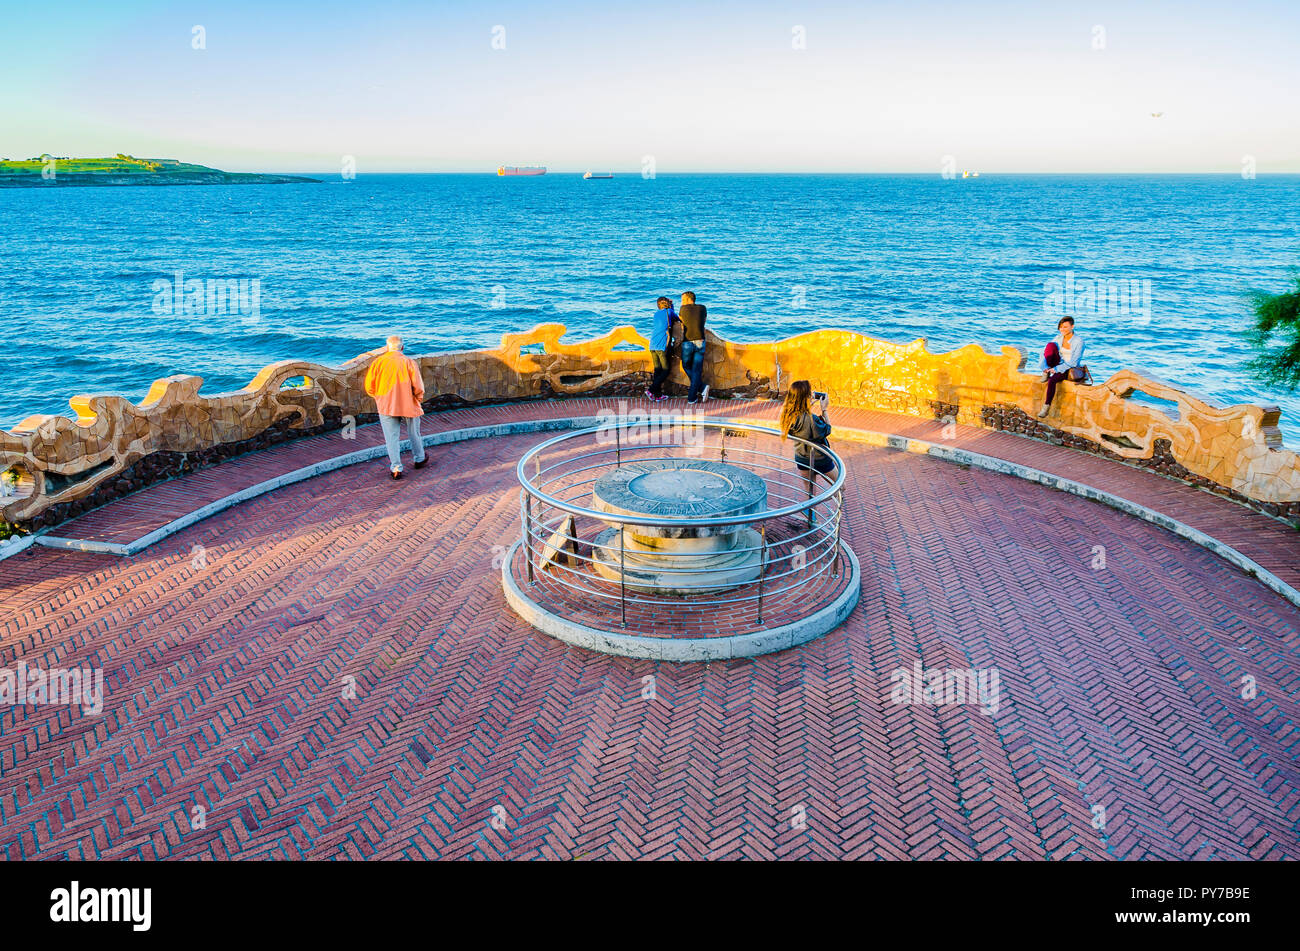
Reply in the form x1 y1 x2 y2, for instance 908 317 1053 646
678 291 710 403
645 296 678 401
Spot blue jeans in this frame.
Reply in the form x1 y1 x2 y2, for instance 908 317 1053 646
379 414 425 471
681 340 706 401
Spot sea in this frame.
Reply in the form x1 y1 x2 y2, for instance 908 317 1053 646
4 173 1300 440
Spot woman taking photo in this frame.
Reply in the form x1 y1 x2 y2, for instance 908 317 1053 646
779 380 838 522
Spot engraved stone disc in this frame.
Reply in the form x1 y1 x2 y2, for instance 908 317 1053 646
590 460 768 540
588 460 769 594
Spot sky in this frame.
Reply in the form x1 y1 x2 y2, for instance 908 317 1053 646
2 0 1298 173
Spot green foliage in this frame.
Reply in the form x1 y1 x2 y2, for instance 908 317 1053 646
0 521 27 542
1245 271 1300 392
0 156 210 176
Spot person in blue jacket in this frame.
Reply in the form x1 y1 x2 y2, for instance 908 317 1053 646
646 296 678 401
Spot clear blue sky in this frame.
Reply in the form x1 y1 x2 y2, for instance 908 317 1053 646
3 0 1297 173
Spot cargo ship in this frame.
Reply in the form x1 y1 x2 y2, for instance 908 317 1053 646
583 171 613 179
497 166 546 176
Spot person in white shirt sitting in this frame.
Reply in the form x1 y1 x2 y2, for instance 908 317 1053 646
1037 316 1086 418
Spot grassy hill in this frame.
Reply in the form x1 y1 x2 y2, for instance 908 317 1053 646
0 154 320 187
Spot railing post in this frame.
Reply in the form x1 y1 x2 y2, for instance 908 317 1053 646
720 427 726 463
524 492 536 584
832 490 842 579
615 418 622 468
757 522 767 624
619 524 627 627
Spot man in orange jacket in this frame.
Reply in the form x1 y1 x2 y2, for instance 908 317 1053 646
364 335 427 480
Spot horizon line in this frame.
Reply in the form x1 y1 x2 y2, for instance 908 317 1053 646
253 169 1300 176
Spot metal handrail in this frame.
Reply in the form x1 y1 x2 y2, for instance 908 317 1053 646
533 452 837 511
517 419 845 527
530 541 842 609
524 501 841 564
512 416 849 628
523 529 838 587
540 476 826 515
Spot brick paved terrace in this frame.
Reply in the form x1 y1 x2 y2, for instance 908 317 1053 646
1 398 1298 860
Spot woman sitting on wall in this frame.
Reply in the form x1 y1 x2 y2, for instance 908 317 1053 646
780 380 838 525
1037 315 1088 418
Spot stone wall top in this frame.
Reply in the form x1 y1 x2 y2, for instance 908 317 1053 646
2 324 1296 529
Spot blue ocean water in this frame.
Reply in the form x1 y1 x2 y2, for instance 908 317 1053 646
4 173 1300 438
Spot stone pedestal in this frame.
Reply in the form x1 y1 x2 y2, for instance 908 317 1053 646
589 460 768 595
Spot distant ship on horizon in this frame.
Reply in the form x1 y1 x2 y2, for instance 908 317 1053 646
497 165 546 176
583 171 613 179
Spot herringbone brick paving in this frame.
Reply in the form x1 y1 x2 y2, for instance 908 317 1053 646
1 403 1299 859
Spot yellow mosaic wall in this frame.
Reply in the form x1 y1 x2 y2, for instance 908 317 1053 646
1 324 1295 526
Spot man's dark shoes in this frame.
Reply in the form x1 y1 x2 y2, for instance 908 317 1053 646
413 459 428 470
390 469 402 480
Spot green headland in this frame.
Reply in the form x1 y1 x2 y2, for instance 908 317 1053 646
0 153 320 187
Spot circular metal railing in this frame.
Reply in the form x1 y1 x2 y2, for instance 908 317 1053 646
511 415 850 634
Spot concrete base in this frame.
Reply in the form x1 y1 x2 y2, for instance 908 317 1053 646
589 526 765 595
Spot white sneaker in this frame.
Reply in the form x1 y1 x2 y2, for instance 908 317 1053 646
700 385 710 402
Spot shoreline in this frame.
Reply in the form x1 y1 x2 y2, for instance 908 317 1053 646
0 155 321 187
0 172 321 188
